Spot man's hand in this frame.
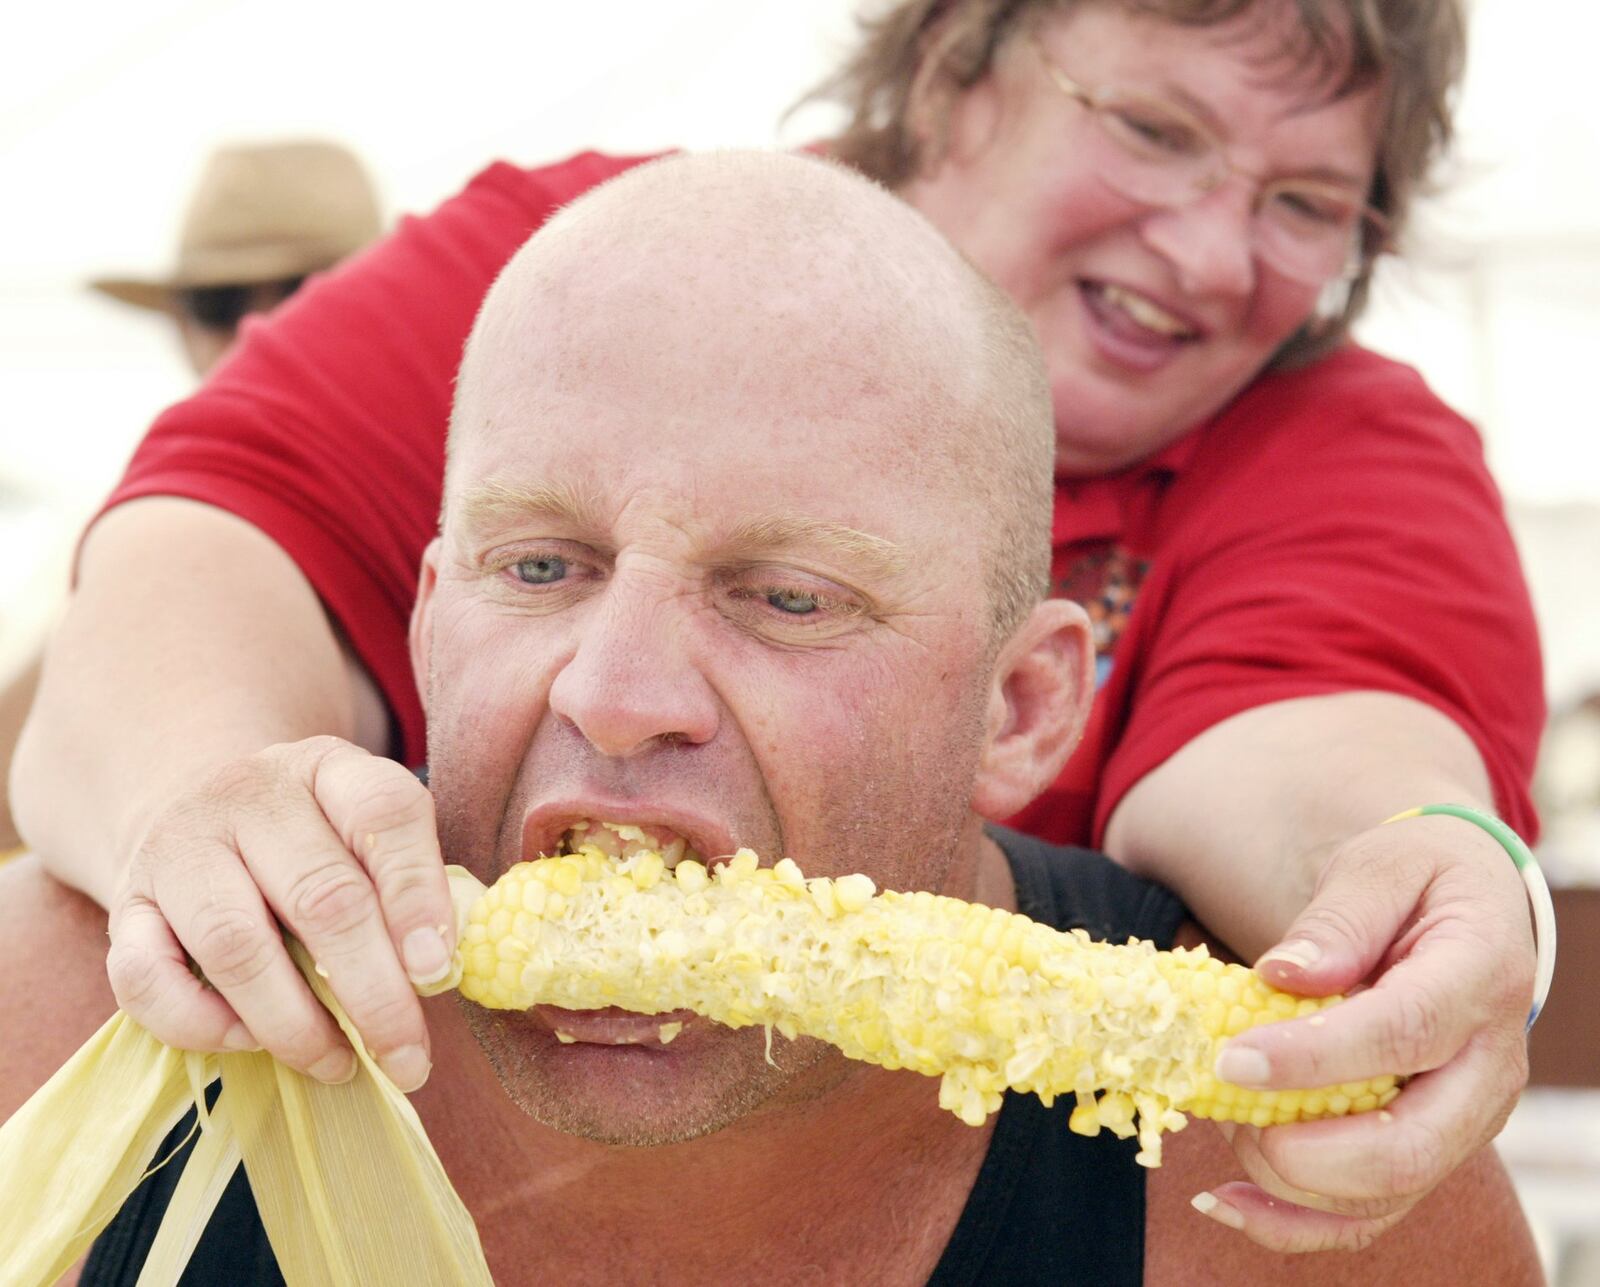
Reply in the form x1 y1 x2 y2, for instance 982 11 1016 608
105 736 455 1091
1188 812 1534 1251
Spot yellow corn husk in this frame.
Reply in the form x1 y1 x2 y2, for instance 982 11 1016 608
457 845 1399 1166
0 931 491 1287
0 1015 202 1287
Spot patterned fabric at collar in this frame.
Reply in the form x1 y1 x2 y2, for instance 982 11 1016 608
1050 428 1204 548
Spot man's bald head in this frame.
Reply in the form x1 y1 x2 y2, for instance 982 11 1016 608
449 150 1053 639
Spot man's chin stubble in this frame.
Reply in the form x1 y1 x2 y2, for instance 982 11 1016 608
461 1003 848 1148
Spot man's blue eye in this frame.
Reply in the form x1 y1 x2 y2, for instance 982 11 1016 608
765 589 819 615
512 556 568 585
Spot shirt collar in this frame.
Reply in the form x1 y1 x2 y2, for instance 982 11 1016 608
1051 428 1205 547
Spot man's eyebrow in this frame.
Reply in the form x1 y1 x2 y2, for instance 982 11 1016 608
715 515 909 580
454 478 608 540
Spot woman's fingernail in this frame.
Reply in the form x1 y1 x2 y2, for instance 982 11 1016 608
308 1049 358 1084
221 1023 260 1052
1191 1191 1246 1230
380 1044 432 1093
402 927 452 985
1259 939 1321 973
1216 1046 1273 1088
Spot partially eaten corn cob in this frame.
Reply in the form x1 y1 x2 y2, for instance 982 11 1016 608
0 838 1400 1282
455 837 1399 1166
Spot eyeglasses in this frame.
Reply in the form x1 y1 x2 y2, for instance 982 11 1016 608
1029 34 1388 284
174 277 306 333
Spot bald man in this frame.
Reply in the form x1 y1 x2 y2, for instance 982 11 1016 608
1 152 1539 1285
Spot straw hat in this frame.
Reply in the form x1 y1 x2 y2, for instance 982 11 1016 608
91 140 382 311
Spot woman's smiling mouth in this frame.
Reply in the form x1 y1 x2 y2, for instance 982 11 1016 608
1079 279 1202 372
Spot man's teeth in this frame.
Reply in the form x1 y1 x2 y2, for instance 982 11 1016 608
556 820 702 869
552 1023 684 1046
1099 284 1195 338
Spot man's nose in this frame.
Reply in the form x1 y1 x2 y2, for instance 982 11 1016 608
1138 184 1257 300
546 578 721 758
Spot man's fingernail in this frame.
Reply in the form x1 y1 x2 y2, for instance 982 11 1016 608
380 1044 432 1093
1191 1191 1245 1230
221 1023 260 1052
308 1049 358 1084
1259 939 1322 972
402 927 452 985
1216 1046 1273 1088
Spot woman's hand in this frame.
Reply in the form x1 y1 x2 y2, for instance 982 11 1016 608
106 736 455 1092
1193 812 1534 1251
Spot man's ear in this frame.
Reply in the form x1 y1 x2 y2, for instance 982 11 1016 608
970 598 1095 821
409 537 443 714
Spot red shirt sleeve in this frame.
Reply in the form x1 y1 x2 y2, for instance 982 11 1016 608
1093 348 1545 843
95 152 659 766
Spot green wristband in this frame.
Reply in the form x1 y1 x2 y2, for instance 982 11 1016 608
1385 804 1556 1030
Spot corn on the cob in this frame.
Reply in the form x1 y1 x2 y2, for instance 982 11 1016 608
455 842 1399 1166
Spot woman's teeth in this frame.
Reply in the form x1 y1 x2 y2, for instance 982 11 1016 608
1096 283 1196 338
556 820 702 869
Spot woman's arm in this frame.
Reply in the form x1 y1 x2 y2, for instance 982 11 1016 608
10 156 652 1091
12 497 453 1091
1108 691 1535 1252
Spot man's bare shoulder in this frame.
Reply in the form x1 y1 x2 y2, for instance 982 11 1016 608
0 855 117 1122
1144 1105 1542 1285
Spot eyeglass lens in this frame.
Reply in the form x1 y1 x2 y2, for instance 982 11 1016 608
1084 92 1374 282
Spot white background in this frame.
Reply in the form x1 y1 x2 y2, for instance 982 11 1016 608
2 0 1598 694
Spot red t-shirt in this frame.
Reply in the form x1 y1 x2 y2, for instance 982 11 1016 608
101 152 1544 846
1009 349 1544 844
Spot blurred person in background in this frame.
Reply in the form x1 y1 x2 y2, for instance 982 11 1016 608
0 140 380 852
89 139 382 376
11 0 1549 1254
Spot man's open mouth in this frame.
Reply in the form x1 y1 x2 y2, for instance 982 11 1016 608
551 819 707 870
528 819 708 1046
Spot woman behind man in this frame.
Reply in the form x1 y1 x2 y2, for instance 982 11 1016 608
12 0 1543 1256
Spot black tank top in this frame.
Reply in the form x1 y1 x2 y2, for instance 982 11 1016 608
82 829 1185 1285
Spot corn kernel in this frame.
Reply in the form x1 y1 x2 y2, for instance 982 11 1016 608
835 873 875 913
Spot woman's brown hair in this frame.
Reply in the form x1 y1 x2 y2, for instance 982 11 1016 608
807 0 1466 367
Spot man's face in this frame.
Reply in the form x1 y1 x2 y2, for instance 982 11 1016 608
414 259 1005 1144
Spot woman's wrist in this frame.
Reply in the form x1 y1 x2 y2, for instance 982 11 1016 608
1384 804 1556 1029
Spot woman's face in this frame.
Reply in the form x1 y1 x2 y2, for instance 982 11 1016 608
901 2 1386 476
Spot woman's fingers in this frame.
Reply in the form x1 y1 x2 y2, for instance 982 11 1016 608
1201 1029 1526 1254
106 893 256 1052
308 745 454 988
233 785 431 1090
1190 1179 1408 1254
112 853 352 1081
106 737 452 1092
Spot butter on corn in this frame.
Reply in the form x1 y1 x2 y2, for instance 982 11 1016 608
455 842 1399 1166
